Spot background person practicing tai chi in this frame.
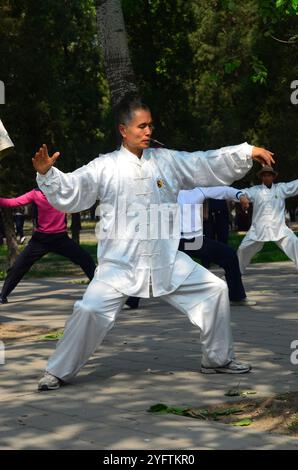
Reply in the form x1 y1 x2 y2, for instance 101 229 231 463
33 94 274 391
237 166 298 274
0 189 96 303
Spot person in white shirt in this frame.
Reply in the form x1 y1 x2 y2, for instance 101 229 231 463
178 186 256 306
237 166 298 273
32 93 274 390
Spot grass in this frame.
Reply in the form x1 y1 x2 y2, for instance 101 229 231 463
228 232 298 263
0 232 297 280
0 241 97 280
193 231 298 265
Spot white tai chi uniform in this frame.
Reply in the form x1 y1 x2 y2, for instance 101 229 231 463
37 143 253 381
238 181 298 273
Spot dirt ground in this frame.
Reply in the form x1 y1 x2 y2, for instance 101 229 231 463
0 323 62 344
187 393 298 437
150 392 298 437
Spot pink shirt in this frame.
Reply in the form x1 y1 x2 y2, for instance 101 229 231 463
0 189 67 233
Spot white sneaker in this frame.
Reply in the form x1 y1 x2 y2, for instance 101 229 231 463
201 360 251 374
20 236 26 244
38 372 62 391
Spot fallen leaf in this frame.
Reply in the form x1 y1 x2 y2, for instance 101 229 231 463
39 330 64 341
232 418 253 426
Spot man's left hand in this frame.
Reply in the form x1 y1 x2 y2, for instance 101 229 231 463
252 146 275 166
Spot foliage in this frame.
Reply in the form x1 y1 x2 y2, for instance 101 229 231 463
0 0 297 189
0 0 110 197
122 0 298 183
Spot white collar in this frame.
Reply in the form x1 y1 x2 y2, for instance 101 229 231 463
120 144 144 166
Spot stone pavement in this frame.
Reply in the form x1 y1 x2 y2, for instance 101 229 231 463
0 261 298 450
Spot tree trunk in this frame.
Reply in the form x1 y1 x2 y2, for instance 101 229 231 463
71 212 81 245
1 207 20 266
94 0 138 106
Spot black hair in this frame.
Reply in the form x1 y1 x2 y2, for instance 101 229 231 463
113 92 151 144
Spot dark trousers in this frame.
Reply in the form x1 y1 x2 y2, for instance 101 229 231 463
1 231 96 299
178 236 246 301
14 215 24 239
212 213 229 244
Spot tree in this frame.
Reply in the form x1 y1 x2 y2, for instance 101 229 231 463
94 0 138 106
122 0 196 148
1 208 19 267
0 0 110 252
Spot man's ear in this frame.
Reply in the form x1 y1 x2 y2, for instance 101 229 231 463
119 124 126 138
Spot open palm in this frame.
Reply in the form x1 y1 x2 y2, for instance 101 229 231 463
32 144 60 175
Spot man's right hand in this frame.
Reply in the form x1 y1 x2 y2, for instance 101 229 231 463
32 144 60 175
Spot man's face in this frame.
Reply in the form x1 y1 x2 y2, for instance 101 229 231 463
260 172 275 186
119 109 153 156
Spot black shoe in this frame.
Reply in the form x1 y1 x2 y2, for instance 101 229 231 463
125 297 140 309
0 297 8 304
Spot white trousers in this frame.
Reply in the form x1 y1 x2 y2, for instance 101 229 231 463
237 231 298 274
47 264 234 381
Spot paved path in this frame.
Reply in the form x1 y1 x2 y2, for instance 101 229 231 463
0 262 298 449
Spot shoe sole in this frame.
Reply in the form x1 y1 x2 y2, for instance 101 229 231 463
38 381 61 391
201 366 251 374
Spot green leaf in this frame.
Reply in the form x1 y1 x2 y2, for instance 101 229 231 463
39 330 64 341
211 407 243 417
276 0 285 8
224 59 241 74
225 388 241 397
232 418 253 426
148 403 169 413
168 406 187 415
148 403 189 416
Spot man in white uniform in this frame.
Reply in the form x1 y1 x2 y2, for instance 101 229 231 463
238 166 298 273
33 94 274 390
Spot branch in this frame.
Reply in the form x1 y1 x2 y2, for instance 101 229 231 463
268 32 298 44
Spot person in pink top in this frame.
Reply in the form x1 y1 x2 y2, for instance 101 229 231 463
0 188 96 303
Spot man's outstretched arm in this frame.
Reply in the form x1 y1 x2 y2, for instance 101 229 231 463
170 143 275 190
33 144 101 214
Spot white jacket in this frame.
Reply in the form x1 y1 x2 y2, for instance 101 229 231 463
37 143 253 297
243 181 298 241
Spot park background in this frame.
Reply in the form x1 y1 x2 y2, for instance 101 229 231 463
0 0 298 275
